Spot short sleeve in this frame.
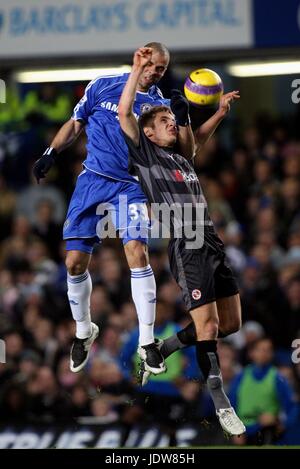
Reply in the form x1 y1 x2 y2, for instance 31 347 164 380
72 80 97 123
72 74 117 122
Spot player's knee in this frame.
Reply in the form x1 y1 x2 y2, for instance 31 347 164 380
124 240 148 268
205 321 219 339
65 254 88 276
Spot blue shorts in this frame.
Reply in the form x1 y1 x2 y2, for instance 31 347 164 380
63 169 149 254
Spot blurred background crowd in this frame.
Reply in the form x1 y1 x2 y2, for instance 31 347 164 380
0 76 300 446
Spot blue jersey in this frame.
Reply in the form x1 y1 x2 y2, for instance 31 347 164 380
72 73 169 183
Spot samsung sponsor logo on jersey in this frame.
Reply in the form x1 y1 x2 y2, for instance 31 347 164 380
101 101 138 119
100 101 119 112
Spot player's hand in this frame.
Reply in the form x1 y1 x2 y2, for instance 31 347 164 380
33 147 57 183
170 89 190 126
219 90 240 115
133 47 152 69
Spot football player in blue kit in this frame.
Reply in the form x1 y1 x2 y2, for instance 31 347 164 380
33 42 194 376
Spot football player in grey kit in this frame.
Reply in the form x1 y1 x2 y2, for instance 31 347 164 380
118 46 245 436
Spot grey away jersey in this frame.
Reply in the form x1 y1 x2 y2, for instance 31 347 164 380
124 128 223 251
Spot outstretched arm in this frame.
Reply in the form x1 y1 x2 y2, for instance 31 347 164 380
33 118 84 183
118 47 152 145
50 118 84 153
194 91 240 152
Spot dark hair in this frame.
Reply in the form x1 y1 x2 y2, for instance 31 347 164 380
139 105 173 129
144 42 170 59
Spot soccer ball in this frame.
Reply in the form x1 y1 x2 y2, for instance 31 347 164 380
184 68 223 106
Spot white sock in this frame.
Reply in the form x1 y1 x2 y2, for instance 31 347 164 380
130 265 156 346
67 271 92 339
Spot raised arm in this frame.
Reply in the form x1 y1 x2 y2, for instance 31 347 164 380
170 90 195 160
194 91 240 152
118 47 153 146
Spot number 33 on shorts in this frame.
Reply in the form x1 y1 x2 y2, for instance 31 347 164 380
128 203 149 222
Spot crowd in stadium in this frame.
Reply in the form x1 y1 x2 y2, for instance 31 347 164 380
0 82 300 445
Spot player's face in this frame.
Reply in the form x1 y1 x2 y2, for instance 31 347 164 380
138 52 169 91
152 111 178 147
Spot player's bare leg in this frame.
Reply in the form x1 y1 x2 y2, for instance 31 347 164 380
217 293 242 337
151 293 242 360
124 239 166 374
189 302 245 436
66 249 99 372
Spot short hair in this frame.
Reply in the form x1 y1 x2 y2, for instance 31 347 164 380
144 42 170 59
139 105 173 129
